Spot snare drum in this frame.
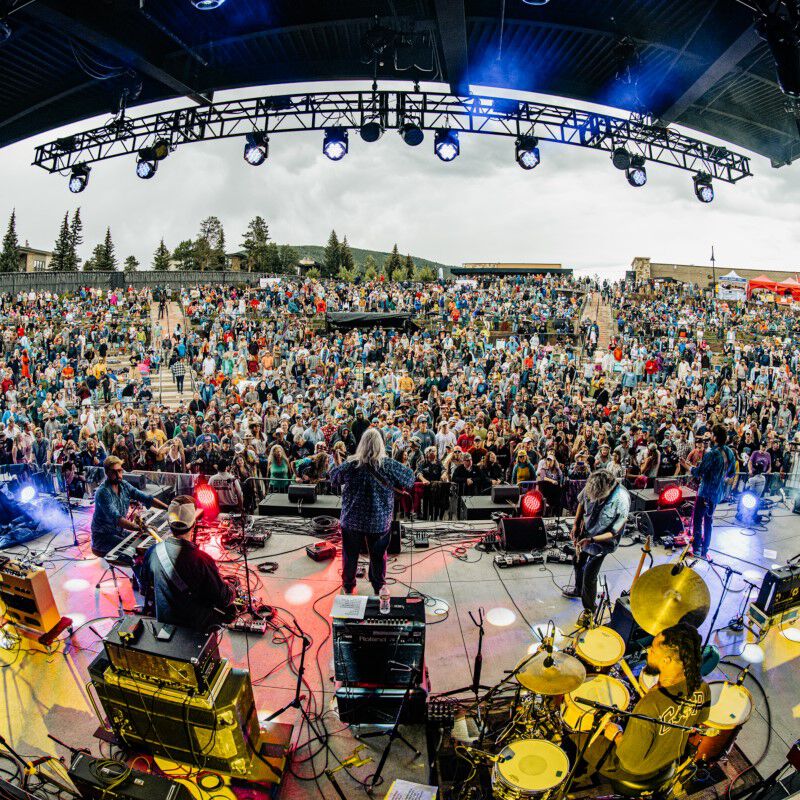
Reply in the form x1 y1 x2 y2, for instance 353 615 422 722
689 681 753 763
562 675 630 733
492 739 570 800
574 626 625 671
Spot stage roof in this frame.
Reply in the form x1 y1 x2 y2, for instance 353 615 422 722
1 1 798 165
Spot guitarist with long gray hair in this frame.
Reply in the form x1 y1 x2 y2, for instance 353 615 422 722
330 427 415 601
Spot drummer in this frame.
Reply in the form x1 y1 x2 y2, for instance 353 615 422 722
577 622 711 785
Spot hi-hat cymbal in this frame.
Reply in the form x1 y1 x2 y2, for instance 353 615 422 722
515 650 587 695
630 563 710 635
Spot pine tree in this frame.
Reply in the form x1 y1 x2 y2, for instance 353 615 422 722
340 236 355 274
241 216 271 272
279 245 298 275
197 216 226 270
384 243 403 277
264 242 282 273
123 255 139 273
66 207 83 272
362 254 377 278
51 212 71 271
322 230 340 278
83 244 106 272
404 253 415 281
172 240 197 271
0 210 20 273
152 239 171 271
100 227 117 271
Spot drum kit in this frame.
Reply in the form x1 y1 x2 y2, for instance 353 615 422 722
457 553 755 800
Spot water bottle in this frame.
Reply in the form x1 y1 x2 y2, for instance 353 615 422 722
379 586 391 615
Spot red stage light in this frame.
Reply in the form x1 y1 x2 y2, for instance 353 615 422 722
521 489 544 518
195 484 219 516
658 485 683 508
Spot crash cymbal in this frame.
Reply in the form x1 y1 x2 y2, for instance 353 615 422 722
630 563 710 635
515 650 587 695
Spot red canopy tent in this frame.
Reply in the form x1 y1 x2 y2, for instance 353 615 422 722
747 275 778 298
776 276 800 301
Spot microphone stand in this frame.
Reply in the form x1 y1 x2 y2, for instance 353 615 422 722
703 561 742 648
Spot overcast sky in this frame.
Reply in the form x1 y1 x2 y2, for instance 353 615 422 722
1 80 799 279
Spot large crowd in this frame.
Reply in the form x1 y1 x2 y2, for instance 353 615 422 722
0 273 797 516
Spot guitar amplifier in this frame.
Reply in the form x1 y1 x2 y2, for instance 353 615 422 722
335 669 430 725
103 615 219 692
0 558 62 634
89 654 260 777
753 565 800 617
333 597 425 687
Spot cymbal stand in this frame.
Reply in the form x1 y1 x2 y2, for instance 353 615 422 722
593 574 612 626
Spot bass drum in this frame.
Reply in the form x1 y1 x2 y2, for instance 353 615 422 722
689 681 753 764
492 739 570 800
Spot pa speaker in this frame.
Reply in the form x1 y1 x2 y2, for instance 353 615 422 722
288 484 316 503
499 516 547 552
491 484 520 504
639 509 683 541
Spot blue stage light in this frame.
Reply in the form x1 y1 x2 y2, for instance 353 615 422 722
243 132 269 166
323 128 349 161
20 485 36 503
736 491 760 524
192 0 226 9
626 156 647 187
694 173 714 203
516 136 540 170
68 165 90 193
434 129 460 162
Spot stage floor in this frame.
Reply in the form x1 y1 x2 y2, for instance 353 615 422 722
1 501 798 799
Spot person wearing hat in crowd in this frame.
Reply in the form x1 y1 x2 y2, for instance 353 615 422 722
90 455 169 558
140 495 237 631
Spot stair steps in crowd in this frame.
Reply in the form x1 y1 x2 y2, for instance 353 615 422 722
149 300 188 409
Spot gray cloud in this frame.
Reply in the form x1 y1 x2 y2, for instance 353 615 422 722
1 84 798 278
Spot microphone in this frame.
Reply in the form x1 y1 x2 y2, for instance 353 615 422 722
542 634 555 669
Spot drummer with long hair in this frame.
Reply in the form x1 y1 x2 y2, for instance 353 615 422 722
578 622 710 785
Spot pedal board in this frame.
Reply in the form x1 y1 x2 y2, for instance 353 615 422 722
413 531 430 548
494 552 545 568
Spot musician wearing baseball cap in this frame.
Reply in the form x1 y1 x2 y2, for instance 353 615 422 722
90 456 169 558
139 495 237 631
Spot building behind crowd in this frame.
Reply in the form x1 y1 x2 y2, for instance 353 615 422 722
18 244 53 272
633 256 800 287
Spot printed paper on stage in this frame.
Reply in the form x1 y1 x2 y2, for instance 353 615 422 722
330 594 368 619
384 779 437 800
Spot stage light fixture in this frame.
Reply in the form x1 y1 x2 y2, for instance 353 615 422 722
323 127 349 161
515 136 540 170
626 156 647 187
694 173 714 203
434 129 460 162
243 132 269 166
19 485 36 503
191 0 227 9
736 491 760 525
658 484 683 508
399 121 424 146
195 483 219 519
612 147 631 170
135 152 158 179
360 121 383 142
520 489 544 518
68 164 90 193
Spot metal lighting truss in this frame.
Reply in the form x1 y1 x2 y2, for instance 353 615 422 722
33 89 752 182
